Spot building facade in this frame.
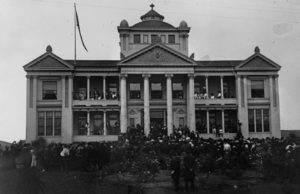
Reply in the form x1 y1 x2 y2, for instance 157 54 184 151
24 5 281 143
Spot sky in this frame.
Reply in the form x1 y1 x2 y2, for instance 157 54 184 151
1 0 300 142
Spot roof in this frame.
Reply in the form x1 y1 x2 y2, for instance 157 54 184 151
196 60 242 67
131 20 175 29
64 60 119 67
140 9 164 20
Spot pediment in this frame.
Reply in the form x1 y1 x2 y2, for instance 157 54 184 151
24 52 74 71
237 54 281 71
119 43 196 67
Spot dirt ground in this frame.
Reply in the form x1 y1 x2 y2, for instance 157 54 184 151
0 169 300 194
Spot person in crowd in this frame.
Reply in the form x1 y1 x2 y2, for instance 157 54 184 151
217 91 222 98
183 150 196 192
60 145 70 172
30 148 37 168
170 152 181 191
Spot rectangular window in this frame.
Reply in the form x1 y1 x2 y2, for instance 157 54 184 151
43 81 57 100
151 83 162 99
130 118 135 127
256 109 262 132
46 112 53 136
151 34 159 43
161 35 166 43
179 117 184 127
248 108 270 132
173 83 183 99
38 112 45 136
248 109 255 132
37 111 61 136
251 80 264 98
54 112 61 136
263 109 270 132
133 34 141 43
143 35 148 43
129 83 141 99
168 35 175 44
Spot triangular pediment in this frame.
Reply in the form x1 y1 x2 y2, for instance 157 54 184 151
119 43 196 67
237 53 281 71
24 51 74 71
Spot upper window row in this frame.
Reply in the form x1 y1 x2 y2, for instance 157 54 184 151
251 80 264 98
133 34 175 44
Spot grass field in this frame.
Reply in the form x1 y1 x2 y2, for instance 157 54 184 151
0 168 300 194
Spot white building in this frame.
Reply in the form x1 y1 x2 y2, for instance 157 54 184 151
23 4 281 143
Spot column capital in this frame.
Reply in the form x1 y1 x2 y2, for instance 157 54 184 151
187 73 195 78
274 74 279 78
165 74 173 78
26 75 31 78
119 74 128 79
142 74 151 78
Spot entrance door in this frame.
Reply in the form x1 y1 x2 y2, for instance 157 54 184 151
150 109 166 136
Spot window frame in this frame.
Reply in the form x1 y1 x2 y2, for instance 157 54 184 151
129 83 141 99
248 108 270 133
42 81 57 100
172 82 184 99
133 34 141 44
37 111 61 136
168 34 175 44
151 82 163 99
151 34 159 43
250 80 265 98
143 35 148 43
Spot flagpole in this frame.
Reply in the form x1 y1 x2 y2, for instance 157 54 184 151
74 3 77 65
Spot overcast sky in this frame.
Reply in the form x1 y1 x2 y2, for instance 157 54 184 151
1 0 300 142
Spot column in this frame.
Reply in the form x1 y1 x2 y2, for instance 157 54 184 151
68 76 73 107
62 76 66 107
222 109 225 133
26 76 36 142
103 110 107 135
206 109 210 134
32 76 37 108
26 75 31 108
205 76 209 97
220 76 224 99
242 76 249 138
120 74 127 133
143 74 150 136
87 111 90 135
87 76 90 100
103 76 106 100
273 75 281 137
63 76 73 143
166 74 173 135
269 76 274 107
236 75 241 107
188 74 195 131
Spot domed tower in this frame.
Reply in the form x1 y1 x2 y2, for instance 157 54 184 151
117 4 190 58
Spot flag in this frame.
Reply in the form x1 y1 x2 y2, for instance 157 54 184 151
75 4 88 52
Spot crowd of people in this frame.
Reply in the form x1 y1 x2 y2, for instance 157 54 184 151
1 127 300 191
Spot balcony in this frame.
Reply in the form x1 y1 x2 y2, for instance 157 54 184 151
73 76 119 107
73 91 120 106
